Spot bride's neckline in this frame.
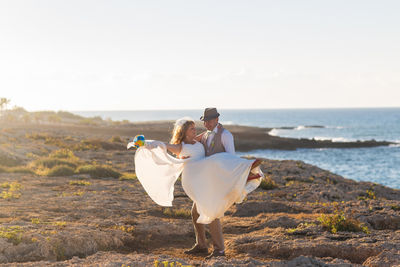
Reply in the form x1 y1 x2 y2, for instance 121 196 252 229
182 140 197 145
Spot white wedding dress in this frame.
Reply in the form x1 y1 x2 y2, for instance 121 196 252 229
134 141 262 224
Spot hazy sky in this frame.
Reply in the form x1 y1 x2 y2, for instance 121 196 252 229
1 1 399 111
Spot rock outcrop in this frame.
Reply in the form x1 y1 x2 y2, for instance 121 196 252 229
0 122 399 266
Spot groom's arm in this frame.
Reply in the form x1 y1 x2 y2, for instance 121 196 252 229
221 130 235 154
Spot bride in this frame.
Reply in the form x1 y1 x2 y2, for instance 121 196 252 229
132 117 263 224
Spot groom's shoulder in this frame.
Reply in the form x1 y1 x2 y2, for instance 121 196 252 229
221 128 233 137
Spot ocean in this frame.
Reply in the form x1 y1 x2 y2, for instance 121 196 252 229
74 108 400 189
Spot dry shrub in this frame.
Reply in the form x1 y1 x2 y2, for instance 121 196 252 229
25 132 49 140
49 149 78 160
76 164 121 179
45 165 75 177
6 166 34 174
0 153 21 167
162 208 191 219
119 173 137 180
69 180 91 186
30 149 81 169
109 136 123 143
80 139 124 150
28 149 84 176
30 158 78 170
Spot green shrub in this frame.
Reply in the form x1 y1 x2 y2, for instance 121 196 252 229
46 165 75 177
260 176 278 190
0 226 23 245
76 164 121 178
391 205 400 211
1 182 22 200
318 210 369 234
357 189 377 201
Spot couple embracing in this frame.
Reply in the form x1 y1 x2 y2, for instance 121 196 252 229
133 108 263 259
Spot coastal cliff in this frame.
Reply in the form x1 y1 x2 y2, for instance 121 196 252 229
0 119 399 266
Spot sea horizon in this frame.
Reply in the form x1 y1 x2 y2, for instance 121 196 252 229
70 106 400 112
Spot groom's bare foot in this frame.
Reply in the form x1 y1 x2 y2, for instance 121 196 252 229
184 244 208 255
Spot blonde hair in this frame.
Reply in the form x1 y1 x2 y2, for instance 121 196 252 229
170 119 195 145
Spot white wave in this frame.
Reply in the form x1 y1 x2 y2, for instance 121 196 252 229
314 136 352 142
268 129 280 136
221 120 234 125
313 136 332 141
327 125 344 129
390 140 400 147
332 137 352 142
295 125 305 130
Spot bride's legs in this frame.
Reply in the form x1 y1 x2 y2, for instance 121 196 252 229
209 218 225 252
191 203 207 248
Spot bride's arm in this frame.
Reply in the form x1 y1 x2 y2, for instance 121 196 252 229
145 141 183 156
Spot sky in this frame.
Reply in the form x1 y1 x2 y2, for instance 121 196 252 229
0 0 399 111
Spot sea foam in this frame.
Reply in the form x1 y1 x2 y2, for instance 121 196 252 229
314 136 352 142
268 129 280 136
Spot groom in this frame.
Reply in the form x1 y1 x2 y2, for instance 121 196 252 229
184 107 234 259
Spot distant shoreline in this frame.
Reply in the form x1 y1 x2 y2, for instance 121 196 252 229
0 107 397 151
2 120 395 152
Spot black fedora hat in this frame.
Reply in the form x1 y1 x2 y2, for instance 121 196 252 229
200 108 220 121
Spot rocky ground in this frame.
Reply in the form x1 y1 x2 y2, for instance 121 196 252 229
0 121 399 266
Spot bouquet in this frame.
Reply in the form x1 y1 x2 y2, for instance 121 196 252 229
127 135 146 149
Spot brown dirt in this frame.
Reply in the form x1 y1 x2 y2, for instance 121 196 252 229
0 122 399 266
